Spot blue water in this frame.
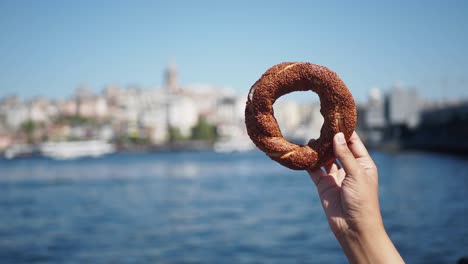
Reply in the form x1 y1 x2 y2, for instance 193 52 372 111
0 151 467 263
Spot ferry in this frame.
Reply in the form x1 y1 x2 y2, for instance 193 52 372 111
4 144 36 159
39 140 115 160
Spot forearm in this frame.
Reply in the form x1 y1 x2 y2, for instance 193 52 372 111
337 227 404 264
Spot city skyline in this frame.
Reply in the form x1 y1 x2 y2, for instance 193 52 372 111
1 1 467 102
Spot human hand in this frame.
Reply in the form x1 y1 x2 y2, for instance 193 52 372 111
308 131 404 263
308 131 381 238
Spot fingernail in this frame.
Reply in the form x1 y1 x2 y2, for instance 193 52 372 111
335 132 346 145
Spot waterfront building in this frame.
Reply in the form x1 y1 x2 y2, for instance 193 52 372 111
28 98 54 123
274 101 302 138
383 85 421 141
73 87 109 119
214 96 246 140
366 88 386 128
287 103 323 144
167 95 198 138
403 100 468 153
385 85 420 128
58 99 78 117
364 88 386 144
3 101 29 130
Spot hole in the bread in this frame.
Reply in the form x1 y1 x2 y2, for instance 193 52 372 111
273 91 323 145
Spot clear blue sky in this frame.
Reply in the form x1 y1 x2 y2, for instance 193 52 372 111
0 0 467 102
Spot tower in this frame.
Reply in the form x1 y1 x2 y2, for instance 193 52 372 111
165 60 178 93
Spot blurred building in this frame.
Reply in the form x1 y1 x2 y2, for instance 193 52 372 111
74 87 108 119
381 85 420 143
289 103 323 144
165 60 179 93
2 100 29 130
0 60 337 152
274 101 302 137
28 98 55 123
167 96 198 138
366 88 386 128
353 84 421 146
214 96 246 139
363 88 386 144
58 99 78 116
103 62 228 144
385 85 420 128
405 101 468 154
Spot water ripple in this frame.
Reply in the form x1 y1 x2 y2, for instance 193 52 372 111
1 151 467 263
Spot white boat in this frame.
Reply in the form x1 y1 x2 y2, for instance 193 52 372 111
4 144 36 159
39 140 115 160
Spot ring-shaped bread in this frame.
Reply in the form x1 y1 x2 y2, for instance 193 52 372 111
245 62 357 170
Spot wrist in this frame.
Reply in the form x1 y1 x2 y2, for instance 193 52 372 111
336 225 404 264
334 213 385 243
336 222 384 251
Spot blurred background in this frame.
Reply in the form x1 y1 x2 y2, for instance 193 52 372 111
1 1 467 263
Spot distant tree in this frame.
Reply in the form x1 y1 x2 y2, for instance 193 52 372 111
20 120 37 143
191 117 217 141
21 120 36 134
128 134 150 145
55 115 97 126
168 126 186 142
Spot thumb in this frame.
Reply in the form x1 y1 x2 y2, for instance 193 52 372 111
333 132 359 176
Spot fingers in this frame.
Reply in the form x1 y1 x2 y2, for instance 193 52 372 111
309 160 344 186
310 131 370 184
347 131 371 159
333 132 360 177
324 161 346 186
307 167 325 186
324 162 339 175
348 131 377 171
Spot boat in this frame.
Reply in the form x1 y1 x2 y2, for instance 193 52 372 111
4 144 36 159
39 140 115 160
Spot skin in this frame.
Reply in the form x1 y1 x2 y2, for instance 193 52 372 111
307 132 405 264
